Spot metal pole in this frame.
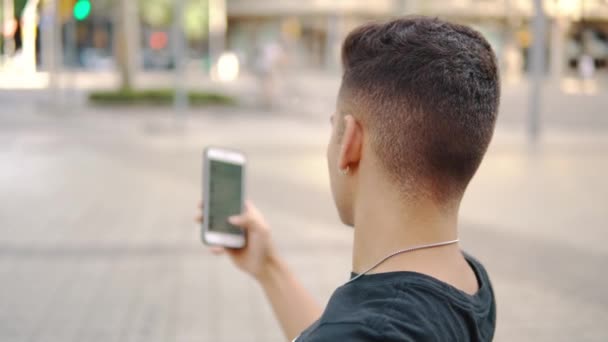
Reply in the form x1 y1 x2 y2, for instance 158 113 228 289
21 0 36 72
63 17 77 107
41 0 60 110
580 0 586 54
0 1 4 64
528 0 546 143
67 18 75 66
3 0 15 58
208 0 226 73
325 13 340 71
550 15 566 80
116 0 138 91
172 0 188 122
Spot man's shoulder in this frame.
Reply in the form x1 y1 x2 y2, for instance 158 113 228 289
297 303 436 342
295 321 381 342
321 271 459 318
297 279 446 341
297 253 496 341
320 278 435 321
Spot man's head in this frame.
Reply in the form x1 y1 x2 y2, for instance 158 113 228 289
327 17 500 225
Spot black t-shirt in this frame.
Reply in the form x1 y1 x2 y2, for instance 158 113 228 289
295 253 495 342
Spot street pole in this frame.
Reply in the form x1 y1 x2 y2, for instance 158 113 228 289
325 13 340 72
64 17 76 108
208 0 226 74
172 0 187 126
115 0 139 91
550 15 567 80
40 0 60 110
0 1 4 65
528 0 546 143
21 0 41 73
2 0 15 59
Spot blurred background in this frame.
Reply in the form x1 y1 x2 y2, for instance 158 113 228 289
1 0 607 341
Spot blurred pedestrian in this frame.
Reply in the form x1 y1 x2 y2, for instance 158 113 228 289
14 18 23 53
579 54 595 94
253 40 284 109
200 17 499 341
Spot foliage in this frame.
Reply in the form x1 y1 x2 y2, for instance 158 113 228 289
139 0 209 39
89 89 236 106
14 0 28 17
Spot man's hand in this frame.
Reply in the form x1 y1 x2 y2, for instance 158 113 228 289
197 200 279 281
196 199 322 340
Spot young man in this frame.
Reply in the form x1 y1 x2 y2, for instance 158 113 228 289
200 16 499 341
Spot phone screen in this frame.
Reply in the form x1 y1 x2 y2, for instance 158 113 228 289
208 159 243 235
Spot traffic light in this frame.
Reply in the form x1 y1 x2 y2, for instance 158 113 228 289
73 0 91 21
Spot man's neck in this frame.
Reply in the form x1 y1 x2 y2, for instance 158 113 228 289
351 189 461 275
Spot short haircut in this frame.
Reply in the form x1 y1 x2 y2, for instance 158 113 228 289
340 16 500 204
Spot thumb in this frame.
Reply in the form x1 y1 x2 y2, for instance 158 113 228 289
209 246 226 255
228 214 252 229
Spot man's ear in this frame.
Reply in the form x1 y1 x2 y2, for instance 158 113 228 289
338 115 363 171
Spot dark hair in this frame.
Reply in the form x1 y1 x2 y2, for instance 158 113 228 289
340 16 500 204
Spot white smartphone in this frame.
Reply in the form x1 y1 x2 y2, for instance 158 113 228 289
202 147 246 248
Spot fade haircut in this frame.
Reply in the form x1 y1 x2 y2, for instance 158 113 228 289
340 16 500 204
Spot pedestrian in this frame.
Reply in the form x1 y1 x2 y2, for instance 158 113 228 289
579 53 595 94
199 16 499 341
252 40 284 109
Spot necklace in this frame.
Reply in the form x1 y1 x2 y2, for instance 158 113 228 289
346 238 460 284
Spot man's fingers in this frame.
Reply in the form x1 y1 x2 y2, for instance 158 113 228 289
228 214 250 228
197 202 204 223
244 200 258 216
209 246 225 255
244 200 253 211
229 214 260 234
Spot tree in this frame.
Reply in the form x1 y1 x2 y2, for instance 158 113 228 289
114 0 136 90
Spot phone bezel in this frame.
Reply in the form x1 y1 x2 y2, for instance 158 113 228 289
202 147 246 249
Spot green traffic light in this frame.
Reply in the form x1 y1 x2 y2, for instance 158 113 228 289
73 0 91 21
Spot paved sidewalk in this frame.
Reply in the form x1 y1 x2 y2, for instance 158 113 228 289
1 97 608 341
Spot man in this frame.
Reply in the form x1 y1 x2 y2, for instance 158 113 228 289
199 16 499 341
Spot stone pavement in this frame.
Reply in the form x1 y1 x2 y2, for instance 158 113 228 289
1 96 608 341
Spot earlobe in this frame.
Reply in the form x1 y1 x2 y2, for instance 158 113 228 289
338 115 363 171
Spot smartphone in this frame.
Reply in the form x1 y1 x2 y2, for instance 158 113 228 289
202 147 246 248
